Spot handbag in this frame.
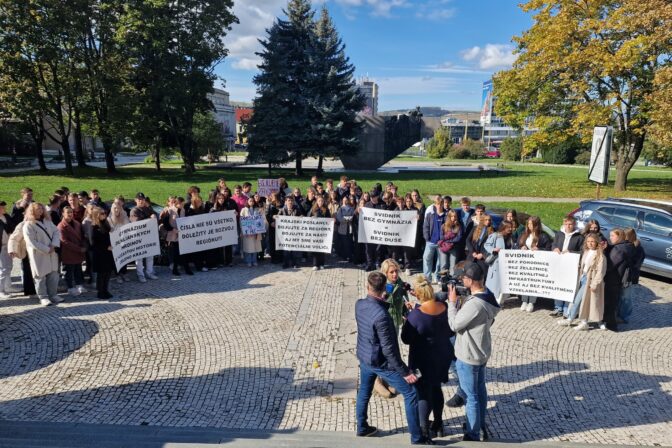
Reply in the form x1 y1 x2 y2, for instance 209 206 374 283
439 240 453 253
485 252 498 265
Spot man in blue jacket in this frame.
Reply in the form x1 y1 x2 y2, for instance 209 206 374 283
355 272 429 444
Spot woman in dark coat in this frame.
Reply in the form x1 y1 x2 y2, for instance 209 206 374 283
401 274 454 442
603 228 635 331
91 208 115 300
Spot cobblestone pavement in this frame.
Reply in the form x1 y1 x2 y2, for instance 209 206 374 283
0 259 670 445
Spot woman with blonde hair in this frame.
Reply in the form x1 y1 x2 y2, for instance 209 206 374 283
441 209 463 275
401 274 453 441
23 203 61 306
90 207 114 299
517 216 552 312
558 233 607 330
108 200 131 282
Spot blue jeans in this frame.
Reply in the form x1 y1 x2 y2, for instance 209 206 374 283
356 363 422 443
456 359 487 441
423 242 443 282
243 252 256 265
554 299 565 313
564 274 587 320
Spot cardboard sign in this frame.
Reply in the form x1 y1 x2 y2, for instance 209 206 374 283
357 208 417 247
240 214 266 236
257 178 280 198
275 215 334 254
492 249 580 302
177 211 238 255
110 219 161 271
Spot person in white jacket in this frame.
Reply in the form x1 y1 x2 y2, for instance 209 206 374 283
23 203 61 306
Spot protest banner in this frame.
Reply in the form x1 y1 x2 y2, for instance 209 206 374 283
257 178 280 198
110 219 161 272
240 214 266 236
275 215 334 254
357 208 417 247
177 210 238 255
490 249 580 302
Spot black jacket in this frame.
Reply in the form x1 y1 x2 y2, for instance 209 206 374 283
356 295 409 376
605 240 636 285
0 213 15 242
552 231 584 253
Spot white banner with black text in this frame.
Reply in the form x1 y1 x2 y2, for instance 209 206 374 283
357 208 417 247
177 211 238 255
110 219 161 271
275 216 334 254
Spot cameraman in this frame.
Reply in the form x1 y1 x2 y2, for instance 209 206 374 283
447 262 500 441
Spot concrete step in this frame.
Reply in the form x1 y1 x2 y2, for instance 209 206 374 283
0 420 661 448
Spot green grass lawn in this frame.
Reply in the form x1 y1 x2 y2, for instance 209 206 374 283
2 163 669 229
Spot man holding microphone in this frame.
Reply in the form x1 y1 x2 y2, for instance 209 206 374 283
447 262 500 441
355 271 431 445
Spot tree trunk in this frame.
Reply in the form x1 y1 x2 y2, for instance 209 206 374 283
34 128 47 172
101 136 117 174
61 140 74 175
295 151 303 176
154 142 161 172
268 161 272 177
316 155 324 175
73 109 87 168
613 133 644 192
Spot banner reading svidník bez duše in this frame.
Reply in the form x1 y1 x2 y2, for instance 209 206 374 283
357 208 417 247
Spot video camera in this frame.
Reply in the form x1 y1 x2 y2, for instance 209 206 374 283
438 269 469 297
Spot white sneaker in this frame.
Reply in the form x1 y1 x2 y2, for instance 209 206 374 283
76 285 87 294
405 269 411 276
319 265 324 270
574 321 589 331
146 273 158 280
39 298 52 306
557 318 573 326
201 267 208 272
599 322 607 330
50 295 64 303
68 288 81 296
138 277 147 283
312 266 319 271
525 302 535 313
520 302 527 311
0 292 10 299
116 277 124 284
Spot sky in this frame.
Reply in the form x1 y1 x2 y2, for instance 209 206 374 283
216 0 533 112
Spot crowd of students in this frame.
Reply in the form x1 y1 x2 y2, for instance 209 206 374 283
0 176 645 334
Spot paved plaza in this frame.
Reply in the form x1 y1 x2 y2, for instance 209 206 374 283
0 259 671 445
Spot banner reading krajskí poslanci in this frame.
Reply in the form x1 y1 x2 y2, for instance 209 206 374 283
275 215 334 254
493 249 580 302
357 208 417 247
177 210 238 255
111 219 161 272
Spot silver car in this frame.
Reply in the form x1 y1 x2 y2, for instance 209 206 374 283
570 198 672 279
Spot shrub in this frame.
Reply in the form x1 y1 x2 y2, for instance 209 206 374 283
526 157 546 164
448 145 471 159
500 136 523 161
462 139 484 159
426 127 452 158
541 137 587 164
574 151 591 165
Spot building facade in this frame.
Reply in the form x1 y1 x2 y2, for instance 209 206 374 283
356 77 379 116
208 88 236 150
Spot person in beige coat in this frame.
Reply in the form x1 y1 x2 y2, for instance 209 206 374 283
558 233 607 331
23 203 61 306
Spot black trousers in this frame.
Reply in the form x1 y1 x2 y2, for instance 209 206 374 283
21 257 36 295
170 242 191 273
415 379 444 430
96 270 112 298
313 252 325 267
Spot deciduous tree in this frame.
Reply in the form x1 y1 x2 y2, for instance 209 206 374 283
494 0 672 191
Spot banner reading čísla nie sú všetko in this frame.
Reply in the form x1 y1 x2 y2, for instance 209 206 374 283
275 215 334 254
491 249 580 302
177 210 238 255
110 219 161 272
357 208 417 247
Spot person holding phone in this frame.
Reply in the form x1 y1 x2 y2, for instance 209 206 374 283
401 274 454 442
355 271 429 444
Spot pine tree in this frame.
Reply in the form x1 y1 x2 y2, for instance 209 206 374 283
248 0 317 176
310 6 365 174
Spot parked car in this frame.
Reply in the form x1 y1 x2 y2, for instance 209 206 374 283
569 198 672 279
484 147 501 158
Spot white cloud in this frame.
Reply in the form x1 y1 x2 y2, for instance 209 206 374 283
232 58 262 70
415 0 456 21
460 44 517 70
375 76 460 95
421 61 490 75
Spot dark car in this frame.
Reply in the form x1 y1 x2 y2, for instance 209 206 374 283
569 198 672 279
